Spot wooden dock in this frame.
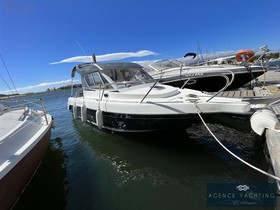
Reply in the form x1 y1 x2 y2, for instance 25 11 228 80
212 69 280 98
216 89 258 98
266 129 280 189
212 70 280 208
249 70 280 209
210 86 273 98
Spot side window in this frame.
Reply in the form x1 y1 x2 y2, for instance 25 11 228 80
83 72 104 88
92 72 103 85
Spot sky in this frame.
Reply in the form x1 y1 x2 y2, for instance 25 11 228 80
0 0 280 94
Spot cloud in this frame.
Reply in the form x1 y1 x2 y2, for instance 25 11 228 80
134 50 238 67
0 79 79 94
50 56 92 64
50 50 158 64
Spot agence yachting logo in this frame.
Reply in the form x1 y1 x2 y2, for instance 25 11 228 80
236 185 250 192
207 183 276 207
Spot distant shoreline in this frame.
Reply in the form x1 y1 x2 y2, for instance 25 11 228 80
0 84 81 100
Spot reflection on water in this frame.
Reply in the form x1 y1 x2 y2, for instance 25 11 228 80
186 120 264 161
11 90 271 210
14 138 68 210
64 120 268 210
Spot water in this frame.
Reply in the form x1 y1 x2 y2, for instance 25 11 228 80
11 90 272 210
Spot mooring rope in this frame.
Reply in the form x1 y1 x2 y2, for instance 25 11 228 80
194 103 280 182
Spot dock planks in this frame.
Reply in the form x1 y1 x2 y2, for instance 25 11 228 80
213 69 280 98
266 130 280 189
215 89 256 98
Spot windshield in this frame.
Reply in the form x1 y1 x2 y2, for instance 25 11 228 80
145 60 183 73
102 67 154 88
81 66 155 90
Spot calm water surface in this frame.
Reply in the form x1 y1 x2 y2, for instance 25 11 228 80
12 90 272 210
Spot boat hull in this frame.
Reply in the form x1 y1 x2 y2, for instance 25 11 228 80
0 127 51 210
71 106 202 132
162 71 265 92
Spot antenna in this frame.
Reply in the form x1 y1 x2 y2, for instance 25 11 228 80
75 40 92 63
92 53 97 63
197 40 204 63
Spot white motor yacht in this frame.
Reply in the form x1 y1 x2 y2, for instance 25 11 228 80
68 62 262 133
144 59 266 92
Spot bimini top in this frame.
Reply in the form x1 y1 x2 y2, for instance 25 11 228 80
71 62 143 77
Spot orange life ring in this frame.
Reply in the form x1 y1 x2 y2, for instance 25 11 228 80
235 50 255 62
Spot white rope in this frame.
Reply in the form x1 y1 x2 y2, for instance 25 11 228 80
194 103 280 182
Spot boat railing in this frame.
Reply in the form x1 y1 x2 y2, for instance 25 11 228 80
206 70 235 102
206 76 231 102
165 70 235 102
145 63 236 103
140 72 165 103
156 69 235 102
0 98 50 125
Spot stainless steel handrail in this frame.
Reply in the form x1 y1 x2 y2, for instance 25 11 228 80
206 70 235 102
140 73 165 104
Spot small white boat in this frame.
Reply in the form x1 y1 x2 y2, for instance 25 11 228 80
68 62 263 133
0 99 53 209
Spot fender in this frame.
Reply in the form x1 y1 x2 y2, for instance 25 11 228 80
250 109 280 136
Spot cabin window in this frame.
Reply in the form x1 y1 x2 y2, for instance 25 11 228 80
103 68 153 83
83 72 104 87
82 72 113 89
